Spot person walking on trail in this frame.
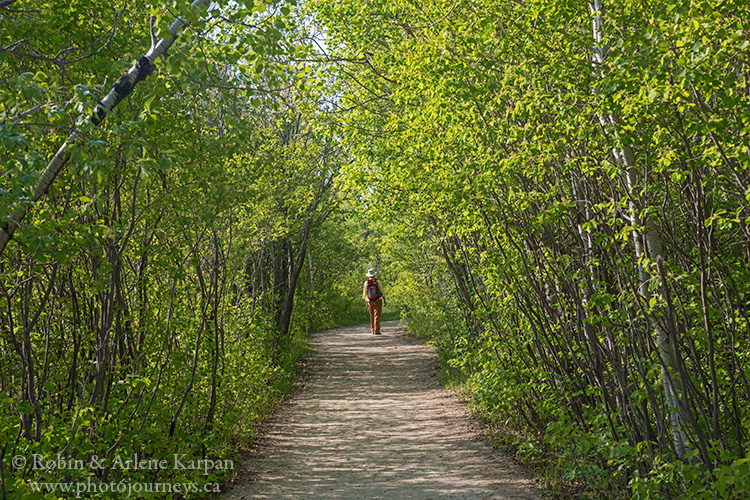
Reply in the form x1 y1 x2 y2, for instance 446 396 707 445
363 269 386 335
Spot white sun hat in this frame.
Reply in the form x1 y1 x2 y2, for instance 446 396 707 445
366 268 377 277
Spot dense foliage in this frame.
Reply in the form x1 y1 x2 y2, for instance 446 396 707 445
0 0 367 497
312 0 749 497
3 0 748 497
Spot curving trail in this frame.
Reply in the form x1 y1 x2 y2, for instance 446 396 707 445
223 321 540 499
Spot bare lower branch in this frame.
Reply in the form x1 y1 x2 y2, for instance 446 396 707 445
3 104 45 123
183 71 294 93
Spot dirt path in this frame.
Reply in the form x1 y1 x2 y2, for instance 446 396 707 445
222 321 540 499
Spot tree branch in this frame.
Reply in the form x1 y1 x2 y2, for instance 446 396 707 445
0 0 211 258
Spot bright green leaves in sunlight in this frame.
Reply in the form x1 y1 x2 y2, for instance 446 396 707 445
2 0 748 497
311 0 750 497
0 0 353 498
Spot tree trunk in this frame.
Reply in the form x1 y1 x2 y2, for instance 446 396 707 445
277 217 313 341
0 0 211 258
590 0 691 460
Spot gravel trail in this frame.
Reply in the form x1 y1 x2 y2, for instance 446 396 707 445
222 321 540 499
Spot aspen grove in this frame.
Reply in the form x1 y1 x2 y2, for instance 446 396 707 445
311 0 749 496
2 0 749 498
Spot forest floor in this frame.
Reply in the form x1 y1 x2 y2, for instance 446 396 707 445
221 321 541 499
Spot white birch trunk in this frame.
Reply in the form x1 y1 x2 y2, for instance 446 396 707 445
590 0 690 460
0 0 210 257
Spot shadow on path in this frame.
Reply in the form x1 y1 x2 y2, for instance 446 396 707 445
222 321 540 499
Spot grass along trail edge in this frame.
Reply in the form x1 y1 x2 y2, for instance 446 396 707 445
222 321 540 499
